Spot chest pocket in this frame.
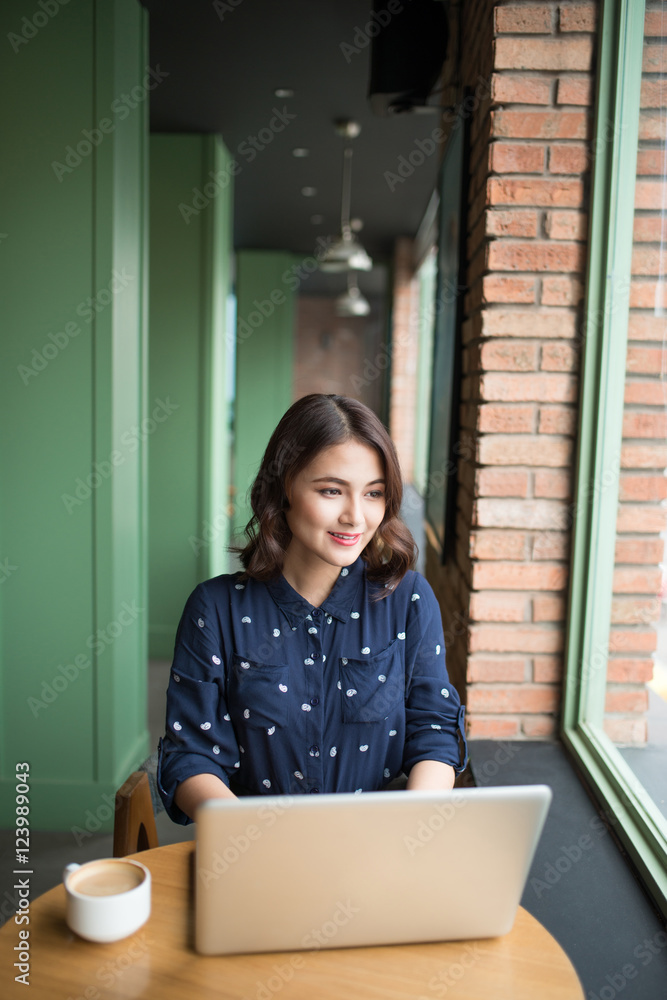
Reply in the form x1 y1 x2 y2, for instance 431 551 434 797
228 654 290 729
339 639 404 724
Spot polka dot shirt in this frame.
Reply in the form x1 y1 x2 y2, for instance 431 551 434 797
158 557 467 824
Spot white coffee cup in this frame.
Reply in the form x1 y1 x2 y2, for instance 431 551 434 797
63 857 151 943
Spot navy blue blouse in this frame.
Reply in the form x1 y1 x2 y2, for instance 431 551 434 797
157 557 467 823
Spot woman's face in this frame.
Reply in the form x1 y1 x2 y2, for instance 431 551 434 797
283 439 386 576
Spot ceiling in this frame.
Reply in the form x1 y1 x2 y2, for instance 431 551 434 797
141 0 447 291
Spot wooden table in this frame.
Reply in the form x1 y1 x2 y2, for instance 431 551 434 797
1 841 584 999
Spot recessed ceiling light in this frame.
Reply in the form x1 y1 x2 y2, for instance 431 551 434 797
292 148 309 158
301 187 317 197
274 88 294 98
350 218 364 232
310 214 324 225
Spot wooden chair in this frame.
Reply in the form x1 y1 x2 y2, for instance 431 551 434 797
113 770 160 857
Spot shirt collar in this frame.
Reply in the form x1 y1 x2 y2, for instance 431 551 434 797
267 556 365 628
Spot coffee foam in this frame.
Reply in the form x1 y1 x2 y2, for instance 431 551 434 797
69 860 144 897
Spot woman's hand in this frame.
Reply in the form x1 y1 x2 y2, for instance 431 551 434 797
405 759 456 791
175 773 238 821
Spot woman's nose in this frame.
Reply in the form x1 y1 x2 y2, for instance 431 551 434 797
340 495 363 527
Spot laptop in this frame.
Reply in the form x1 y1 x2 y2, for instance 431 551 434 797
194 784 552 955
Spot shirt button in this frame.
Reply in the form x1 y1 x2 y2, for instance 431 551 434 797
310 697 319 706
310 788 320 794
310 745 319 755
312 652 321 660
312 608 321 617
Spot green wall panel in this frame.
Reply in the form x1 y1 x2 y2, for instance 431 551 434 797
148 135 234 659
0 0 149 829
233 251 297 540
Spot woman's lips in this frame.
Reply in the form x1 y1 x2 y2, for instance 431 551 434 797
328 532 361 546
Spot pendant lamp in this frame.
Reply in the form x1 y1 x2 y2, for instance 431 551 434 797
319 122 373 273
335 271 371 317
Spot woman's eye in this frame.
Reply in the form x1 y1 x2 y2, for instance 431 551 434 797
319 488 340 496
367 490 385 499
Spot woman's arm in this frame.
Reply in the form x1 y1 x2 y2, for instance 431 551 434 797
174 772 238 821
405 759 455 791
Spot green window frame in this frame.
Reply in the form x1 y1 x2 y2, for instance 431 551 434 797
561 0 667 916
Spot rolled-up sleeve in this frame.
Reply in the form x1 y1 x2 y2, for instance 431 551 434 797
157 584 239 824
402 577 467 775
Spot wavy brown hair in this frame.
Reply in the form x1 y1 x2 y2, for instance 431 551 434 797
235 394 416 597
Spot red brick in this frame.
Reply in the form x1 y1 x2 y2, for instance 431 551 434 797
541 276 584 306
612 567 662 594
634 217 665 242
609 628 657 654
614 537 664 564
474 497 570 530
478 404 535 433
556 77 594 105
477 468 532 497
627 315 667 341
622 411 667 439
643 44 667 74
606 659 654 683
486 209 540 237
533 533 569 560
639 112 667 143
483 275 536 304
635 180 667 210
616 504 667 533
626 346 666 375
605 687 649 714
632 246 664 276
492 110 589 140
620 442 667 468
559 4 597 32
641 80 666 109
467 716 521 739
494 6 553 33
645 10 667 35
480 340 539 371
467 682 560 712
468 657 527 682
522 715 558 738
611 596 661 626
489 142 546 173
488 176 584 207
469 530 528 560
472 562 568 590
469 592 527 623
618 474 667 502
481 310 578 338
478 434 573 466
487 240 585 272
603 717 647 744
534 469 572 498
632 280 667 313
533 655 563 682
548 143 589 173
533 594 567 621
544 210 588 240
624 381 667 406
538 405 577 434
541 342 580 371
480 372 578 402
636 148 664 176
494 37 594 71
491 74 552 105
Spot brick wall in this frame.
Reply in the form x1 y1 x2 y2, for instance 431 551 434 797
388 237 419 482
425 0 600 739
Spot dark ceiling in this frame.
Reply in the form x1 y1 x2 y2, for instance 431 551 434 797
141 0 446 284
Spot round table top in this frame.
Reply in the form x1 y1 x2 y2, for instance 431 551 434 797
0 840 584 999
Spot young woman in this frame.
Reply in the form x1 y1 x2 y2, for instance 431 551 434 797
157 393 467 823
